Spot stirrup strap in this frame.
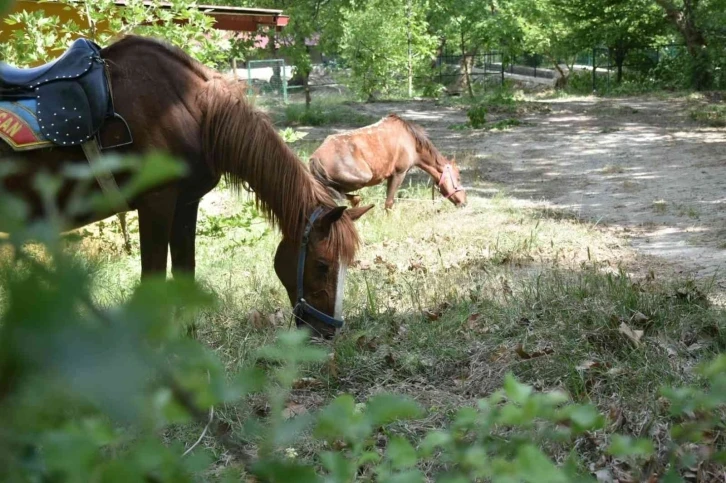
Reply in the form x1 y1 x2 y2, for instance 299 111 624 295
81 138 129 212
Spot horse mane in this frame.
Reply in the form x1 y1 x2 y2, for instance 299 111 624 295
102 35 213 82
385 114 449 167
199 78 359 263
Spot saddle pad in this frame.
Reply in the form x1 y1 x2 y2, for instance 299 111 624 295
0 99 52 151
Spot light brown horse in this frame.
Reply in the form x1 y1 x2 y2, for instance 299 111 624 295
309 114 466 209
0 35 372 337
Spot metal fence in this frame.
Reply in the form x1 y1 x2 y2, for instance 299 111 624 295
234 58 290 103
235 43 687 101
426 43 687 91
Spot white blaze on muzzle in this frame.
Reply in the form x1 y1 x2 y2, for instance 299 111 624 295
334 259 347 319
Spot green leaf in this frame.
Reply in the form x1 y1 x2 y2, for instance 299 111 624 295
120 152 187 200
503 373 533 404
700 354 726 378
228 366 267 401
321 451 356 482
315 395 365 442
607 435 654 458
251 459 321 483
380 469 426 483
365 394 422 427
358 451 382 466
516 445 569 483
558 405 605 432
256 330 328 364
386 436 417 469
419 430 452 456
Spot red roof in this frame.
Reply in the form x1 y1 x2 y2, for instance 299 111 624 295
84 1 290 31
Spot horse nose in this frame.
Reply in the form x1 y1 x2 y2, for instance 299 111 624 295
458 202 467 208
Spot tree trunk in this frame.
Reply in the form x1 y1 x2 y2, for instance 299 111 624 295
406 0 413 98
654 0 711 90
552 61 569 89
268 29 282 93
303 70 311 108
459 30 475 97
304 45 312 108
613 45 627 84
432 36 446 69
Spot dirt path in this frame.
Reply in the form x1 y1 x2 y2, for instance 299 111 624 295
303 95 726 286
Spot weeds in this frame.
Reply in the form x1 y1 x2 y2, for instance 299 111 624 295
280 99 378 127
690 103 726 127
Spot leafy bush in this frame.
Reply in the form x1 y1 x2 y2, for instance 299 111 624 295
278 127 309 144
1 155 724 481
466 104 488 128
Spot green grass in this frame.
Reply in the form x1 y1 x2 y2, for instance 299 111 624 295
690 103 726 127
63 178 726 477
278 99 378 127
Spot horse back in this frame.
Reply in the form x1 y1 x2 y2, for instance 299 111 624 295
310 121 414 188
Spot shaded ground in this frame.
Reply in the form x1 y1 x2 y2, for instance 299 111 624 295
300 95 726 290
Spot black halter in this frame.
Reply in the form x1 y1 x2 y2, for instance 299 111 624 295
292 207 345 329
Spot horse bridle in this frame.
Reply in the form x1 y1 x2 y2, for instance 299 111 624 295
292 207 345 329
438 164 465 199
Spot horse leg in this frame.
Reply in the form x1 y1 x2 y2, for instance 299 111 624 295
137 188 179 279
345 193 362 207
385 172 406 210
170 199 200 279
117 212 132 255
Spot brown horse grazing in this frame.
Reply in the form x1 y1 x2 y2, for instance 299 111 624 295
309 114 467 210
0 35 373 337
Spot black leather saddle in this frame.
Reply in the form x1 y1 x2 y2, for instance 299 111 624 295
0 38 131 148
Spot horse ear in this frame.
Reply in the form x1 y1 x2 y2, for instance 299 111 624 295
316 206 347 234
347 204 374 221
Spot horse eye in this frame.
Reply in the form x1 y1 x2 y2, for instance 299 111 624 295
316 261 330 275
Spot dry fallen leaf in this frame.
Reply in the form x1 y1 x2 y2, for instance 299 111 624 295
631 311 649 325
292 377 323 390
282 402 308 419
687 343 703 352
327 352 338 378
355 334 378 351
490 345 509 362
618 322 644 347
423 309 440 321
466 313 482 330
594 469 614 483
267 309 286 327
248 309 264 330
408 261 427 272
577 360 602 371
515 343 554 360
373 255 385 264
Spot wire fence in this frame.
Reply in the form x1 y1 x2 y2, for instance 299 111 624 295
240 43 688 101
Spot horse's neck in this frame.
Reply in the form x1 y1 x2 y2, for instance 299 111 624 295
413 147 444 180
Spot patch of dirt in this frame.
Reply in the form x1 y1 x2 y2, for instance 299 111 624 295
303 95 726 293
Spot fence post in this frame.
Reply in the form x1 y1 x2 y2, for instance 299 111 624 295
592 48 597 92
247 61 252 97
282 60 288 104
501 53 505 86
606 49 610 91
